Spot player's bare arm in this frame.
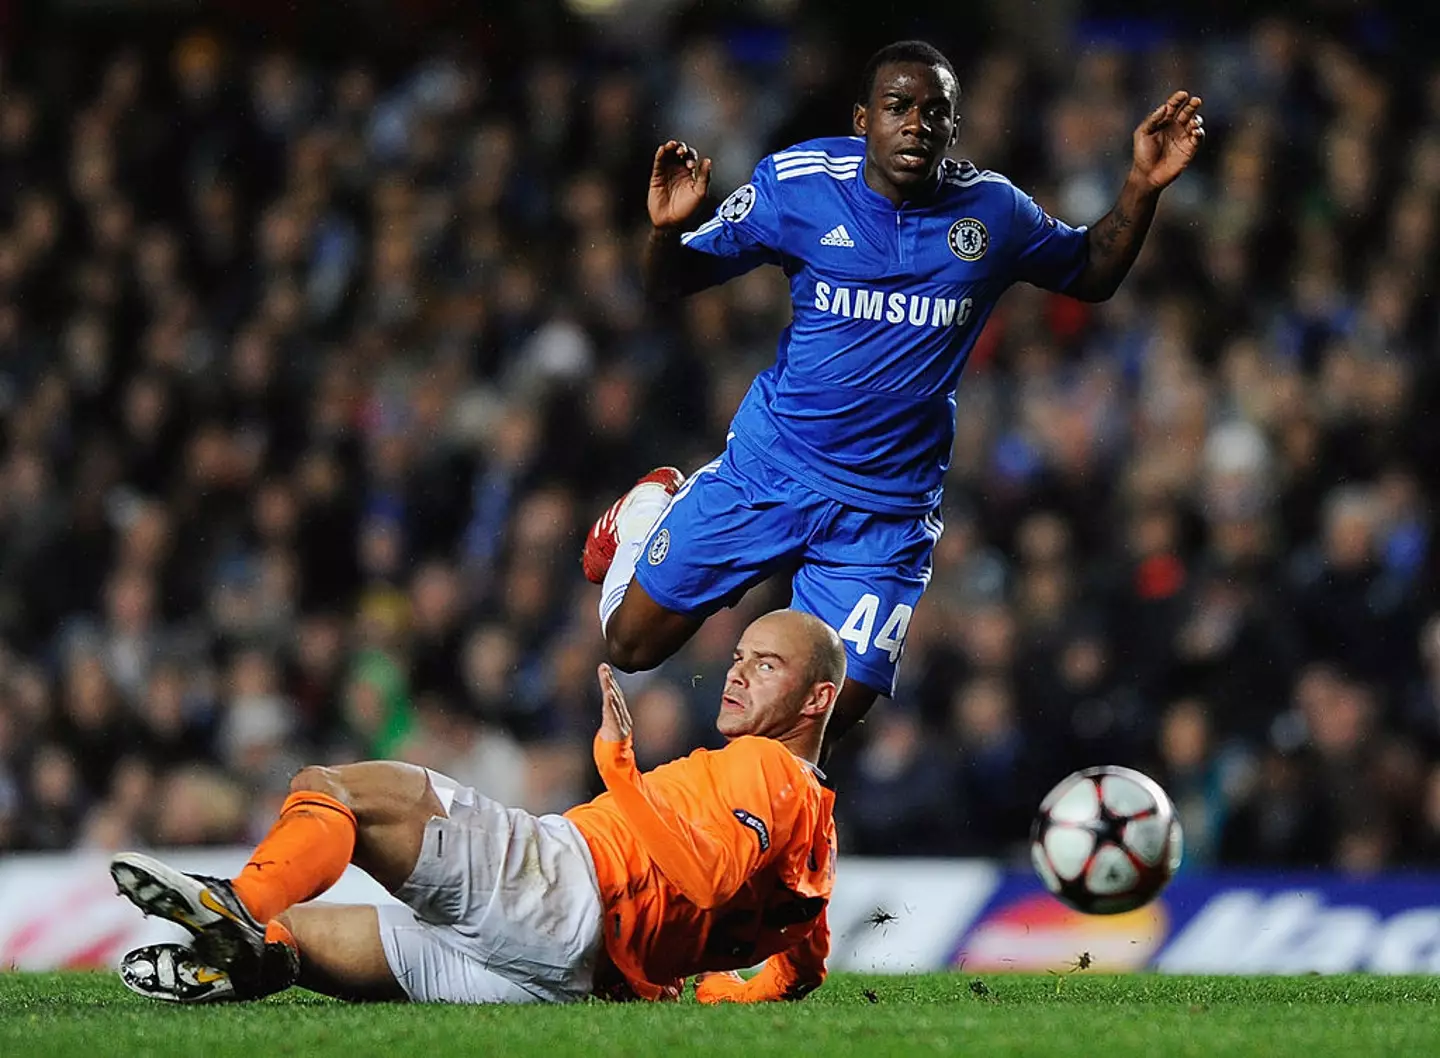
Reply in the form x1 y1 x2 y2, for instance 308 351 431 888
1066 91 1205 302
642 140 720 303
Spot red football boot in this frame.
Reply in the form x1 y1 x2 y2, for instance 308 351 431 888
581 467 686 584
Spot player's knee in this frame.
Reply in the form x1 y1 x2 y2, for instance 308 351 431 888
605 621 665 672
295 761 435 829
289 765 351 806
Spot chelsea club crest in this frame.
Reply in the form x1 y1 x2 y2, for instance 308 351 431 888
947 218 989 261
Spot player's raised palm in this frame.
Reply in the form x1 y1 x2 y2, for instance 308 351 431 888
597 664 633 743
1130 91 1204 192
649 140 712 229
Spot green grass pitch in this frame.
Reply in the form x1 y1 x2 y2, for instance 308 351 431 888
3 971 1439 1058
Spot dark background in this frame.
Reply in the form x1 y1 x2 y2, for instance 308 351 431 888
1 0 1439 877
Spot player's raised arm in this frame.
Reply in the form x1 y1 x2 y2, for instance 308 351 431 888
642 141 786 304
642 140 721 304
1065 91 1205 303
593 664 773 908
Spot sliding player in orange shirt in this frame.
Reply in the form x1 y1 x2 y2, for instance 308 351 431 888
110 609 840 1006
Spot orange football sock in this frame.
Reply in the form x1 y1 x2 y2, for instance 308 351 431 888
231 791 357 923
264 918 298 953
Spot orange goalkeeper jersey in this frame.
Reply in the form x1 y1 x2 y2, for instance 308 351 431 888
565 734 836 1001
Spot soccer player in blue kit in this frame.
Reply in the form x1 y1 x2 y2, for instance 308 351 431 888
583 40 1205 753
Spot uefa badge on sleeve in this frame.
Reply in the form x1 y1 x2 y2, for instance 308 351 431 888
647 529 671 566
719 184 757 224
947 218 989 261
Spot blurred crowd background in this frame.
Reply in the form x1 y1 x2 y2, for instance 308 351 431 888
2 0 1440 876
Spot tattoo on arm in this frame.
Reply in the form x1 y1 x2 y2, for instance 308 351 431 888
1071 183 1159 302
1089 203 1134 259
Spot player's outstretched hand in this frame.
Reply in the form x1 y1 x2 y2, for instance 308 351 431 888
648 139 712 229
597 663 633 743
1130 91 1204 192
695 971 749 1004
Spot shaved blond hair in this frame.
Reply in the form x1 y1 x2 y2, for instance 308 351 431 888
757 610 846 691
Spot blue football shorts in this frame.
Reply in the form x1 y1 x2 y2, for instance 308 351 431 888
631 442 940 695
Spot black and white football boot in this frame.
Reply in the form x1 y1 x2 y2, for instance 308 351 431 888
120 944 238 1004
120 940 300 1003
110 851 269 987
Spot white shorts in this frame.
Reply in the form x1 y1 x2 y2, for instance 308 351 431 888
375 770 605 1004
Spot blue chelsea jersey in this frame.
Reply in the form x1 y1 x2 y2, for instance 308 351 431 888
680 136 1090 516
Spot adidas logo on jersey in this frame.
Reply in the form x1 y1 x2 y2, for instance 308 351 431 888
819 224 856 247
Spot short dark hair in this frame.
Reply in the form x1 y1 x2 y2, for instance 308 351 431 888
857 40 959 107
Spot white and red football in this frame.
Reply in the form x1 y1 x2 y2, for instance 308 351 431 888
1030 765 1183 915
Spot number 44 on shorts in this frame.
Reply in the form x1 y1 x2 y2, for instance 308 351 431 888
837 595 913 662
